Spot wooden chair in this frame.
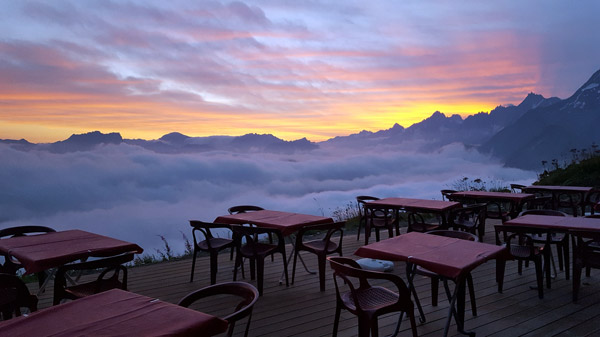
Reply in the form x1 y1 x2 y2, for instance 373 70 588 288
441 189 458 201
510 184 526 193
581 190 600 216
189 221 235 284
230 225 288 296
178 281 259 337
414 230 478 316
356 196 379 242
519 210 569 279
449 203 487 242
291 221 344 291
228 205 271 261
0 273 37 320
328 257 417 337
0 226 56 288
495 225 551 299
53 253 134 305
406 212 441 233
571 230 600 302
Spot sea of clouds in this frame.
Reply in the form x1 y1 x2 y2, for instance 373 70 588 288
0 141 536 256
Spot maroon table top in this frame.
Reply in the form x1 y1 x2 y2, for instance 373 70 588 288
0 289 228 336
366 197 462 212
451 191 534 202
214 210 333 236
0 230 143 274
354 232 505 279
523 185 594 193
505 214 600 232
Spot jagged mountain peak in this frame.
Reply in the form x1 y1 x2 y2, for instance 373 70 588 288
563 68 600 110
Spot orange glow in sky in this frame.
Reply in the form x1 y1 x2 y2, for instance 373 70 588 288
1 1 598 143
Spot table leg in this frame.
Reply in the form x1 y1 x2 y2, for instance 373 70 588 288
564 233 570 280
280 235 315 285
442 275 475 337
406 262 426 323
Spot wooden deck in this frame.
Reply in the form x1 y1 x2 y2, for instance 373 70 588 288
30 219 600 337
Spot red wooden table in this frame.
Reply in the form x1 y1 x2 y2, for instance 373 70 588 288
0 289 228 336
214 209 333 237
505 214 600 279
215 209 333 280
0 229 143 275
355 231 505 337
364 197 462 239
523 185 595 214
451 191 535 218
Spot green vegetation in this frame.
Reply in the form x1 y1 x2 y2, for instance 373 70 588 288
536 144 600 186
450 177 510 192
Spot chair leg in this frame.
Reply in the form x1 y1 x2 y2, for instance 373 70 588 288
431 277 439 306
357 218 363 241
573 262 583 302
535 258 544 299
317 253 326 291
209 251 218 285
190 249 197 282
467 274 477 316
281 251 289 287
496 259 505 293
250 258 256 280
291 250 299 285
370 316 379 337
243 312 253 337
332 303 341 337
256 258 265 296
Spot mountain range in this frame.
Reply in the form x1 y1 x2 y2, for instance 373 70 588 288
2 69 600 171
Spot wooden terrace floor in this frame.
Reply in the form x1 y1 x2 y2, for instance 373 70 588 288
31 219 600 337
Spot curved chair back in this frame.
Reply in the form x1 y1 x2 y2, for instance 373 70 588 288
519 209 568 217
0 273 38 320
178 281 259 337
188 221 234 284
0 226 56 283
510 184 526 193
328 256 417 337
426 229 479 242
228 205 264 214
441 189 458 201
53 253 134 305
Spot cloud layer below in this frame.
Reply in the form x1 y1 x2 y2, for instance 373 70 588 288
0 143 536 254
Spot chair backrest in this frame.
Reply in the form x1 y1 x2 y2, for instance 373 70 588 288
189 221 232 245
0 273 37 320
296 221 344 249
328 256 412 314
494 225 551 257
228 205 264 214
178 281 259 337
229 225 284 253
510 184 526 193
519 210 568 217
53 253 134 305
0 226 55 239
441 189 457 201
356 196 379 217
0 226 56 274
425 229 479 242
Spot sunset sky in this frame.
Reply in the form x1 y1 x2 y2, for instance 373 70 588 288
1 0 599 143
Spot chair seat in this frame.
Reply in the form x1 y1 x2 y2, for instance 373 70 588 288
533 233 566 243
510 245 543 259
341 286 398 312
64 279 124 299
415 266 438 278
197 238 233 251
240 243 278 257
302 240 339 254
410 223 440 233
